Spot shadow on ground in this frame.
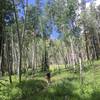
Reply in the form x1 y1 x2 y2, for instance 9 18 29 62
32 77 80 100
16 79 47 100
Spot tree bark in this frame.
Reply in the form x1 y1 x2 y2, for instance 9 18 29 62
6 35 12 84
12 0 22 82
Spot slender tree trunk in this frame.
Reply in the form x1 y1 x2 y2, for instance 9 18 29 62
69 36 76 72
79 55 83 85
42 38 49 71
6 39 12 84
32 44 35 73
1 27 5 76
33 38 37 72
35 41 37 71
0 13 4 75
12 0 22 82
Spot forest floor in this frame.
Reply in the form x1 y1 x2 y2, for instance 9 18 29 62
0 61 100 100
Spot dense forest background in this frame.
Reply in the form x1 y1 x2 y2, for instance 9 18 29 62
0 0 100 100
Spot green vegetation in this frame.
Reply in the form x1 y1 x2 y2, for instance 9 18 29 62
0 0 100 100
0 61 100 100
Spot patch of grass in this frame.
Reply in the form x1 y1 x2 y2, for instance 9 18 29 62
0 60 100 100
50 64 65 71
17 79 47 100
0 77 47 100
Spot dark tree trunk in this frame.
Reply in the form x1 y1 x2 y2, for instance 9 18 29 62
1 48 5 76
6 36 12 84
0 13 5 76
84 32 90 60
92 35 100 60
42 39 49 72
0 26 5 76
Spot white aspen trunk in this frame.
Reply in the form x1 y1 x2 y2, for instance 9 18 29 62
69 36 76 72
32 44 35 71
79 56 83 84
67 52 70 68
11 27 15 74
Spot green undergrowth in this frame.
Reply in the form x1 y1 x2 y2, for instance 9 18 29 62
0 61 100 100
